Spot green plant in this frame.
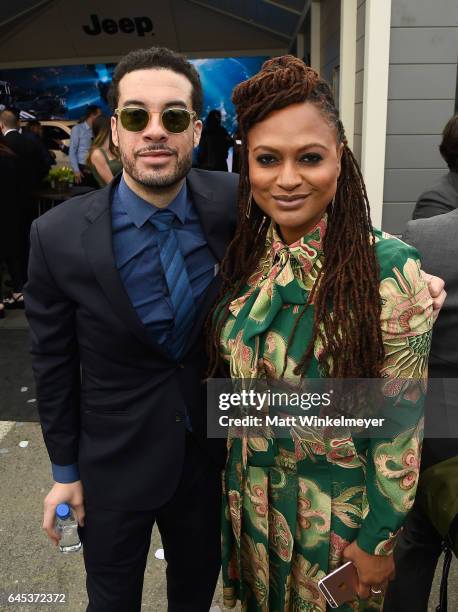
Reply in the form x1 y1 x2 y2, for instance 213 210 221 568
46 166 75 183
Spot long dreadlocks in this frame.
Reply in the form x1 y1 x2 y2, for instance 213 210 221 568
207 55 384 379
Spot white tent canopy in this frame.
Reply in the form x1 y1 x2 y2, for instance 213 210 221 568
0 0 310 68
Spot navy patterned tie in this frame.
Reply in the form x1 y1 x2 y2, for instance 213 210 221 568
149 210 195 358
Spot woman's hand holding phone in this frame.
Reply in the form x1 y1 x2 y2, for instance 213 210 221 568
342 540 395 599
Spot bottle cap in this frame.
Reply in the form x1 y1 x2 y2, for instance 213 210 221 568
56 503 71 520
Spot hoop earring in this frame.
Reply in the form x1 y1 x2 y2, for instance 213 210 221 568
246 192 253 219
330 194 336 214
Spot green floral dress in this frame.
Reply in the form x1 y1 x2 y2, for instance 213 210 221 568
218 215 433 611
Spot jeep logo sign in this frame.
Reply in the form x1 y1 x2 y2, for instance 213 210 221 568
83 14 154 37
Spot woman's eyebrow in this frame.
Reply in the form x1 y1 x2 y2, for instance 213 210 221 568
253 143 329 153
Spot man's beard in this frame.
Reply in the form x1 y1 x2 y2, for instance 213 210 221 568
120 145 192 189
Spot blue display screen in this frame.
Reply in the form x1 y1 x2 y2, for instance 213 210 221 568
0 56 267 129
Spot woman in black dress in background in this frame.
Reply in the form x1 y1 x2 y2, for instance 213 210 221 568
198 109 234 171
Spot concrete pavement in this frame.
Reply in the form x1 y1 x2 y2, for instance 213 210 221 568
0 421 233 611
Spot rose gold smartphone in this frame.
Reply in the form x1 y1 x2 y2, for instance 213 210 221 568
318 561 359 608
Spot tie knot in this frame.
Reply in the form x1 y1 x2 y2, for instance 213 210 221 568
149 209 175 231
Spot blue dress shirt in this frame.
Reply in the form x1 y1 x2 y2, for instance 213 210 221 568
111 176 217 349
69 121 93 173
51 175 217 483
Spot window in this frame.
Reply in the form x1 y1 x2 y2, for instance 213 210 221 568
42 126 70 150
332 65 340 111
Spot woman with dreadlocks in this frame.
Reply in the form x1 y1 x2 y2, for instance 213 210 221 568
207 56 433 611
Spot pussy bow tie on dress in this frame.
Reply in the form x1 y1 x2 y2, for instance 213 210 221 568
226 215 327 380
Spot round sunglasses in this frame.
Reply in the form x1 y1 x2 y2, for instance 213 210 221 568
114 106 197 134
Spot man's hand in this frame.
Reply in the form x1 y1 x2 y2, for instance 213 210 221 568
422 270 446 322
343 540 395 599
43 481 85 546
73 171 83 184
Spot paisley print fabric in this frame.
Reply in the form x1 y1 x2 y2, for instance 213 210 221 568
218 216 433 611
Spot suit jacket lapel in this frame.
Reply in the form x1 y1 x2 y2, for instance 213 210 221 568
183 170 234 355
186 169 233 262
81 178 172 358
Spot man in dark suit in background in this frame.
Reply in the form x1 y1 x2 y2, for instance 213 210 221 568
0 108 49 296
0 108 49 189
387 116 458 612
412 114 458 220
24 47 237 612
384 208 458 611
22 119 56 173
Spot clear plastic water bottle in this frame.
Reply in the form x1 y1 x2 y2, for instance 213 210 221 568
55 503 82 553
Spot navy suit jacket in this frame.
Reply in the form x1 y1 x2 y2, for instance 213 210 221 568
24 169 238 510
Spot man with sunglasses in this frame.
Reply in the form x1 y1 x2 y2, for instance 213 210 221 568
24 47 237 612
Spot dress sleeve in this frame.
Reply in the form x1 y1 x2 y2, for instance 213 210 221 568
355 240 433 555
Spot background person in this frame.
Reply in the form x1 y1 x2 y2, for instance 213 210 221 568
0 108 49 190
0 108 48 289
208 55 433 611
412 114 458 219
69 104 101 185
0 135 22 317
86 114 122 187
384 114 458 612
197 109 233 171
22 119 55 172
384 216 458 611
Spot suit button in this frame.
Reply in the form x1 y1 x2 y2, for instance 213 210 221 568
175 415 182 422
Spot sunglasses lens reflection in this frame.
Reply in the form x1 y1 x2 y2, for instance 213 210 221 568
162 109 191 133
119 108 149 132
